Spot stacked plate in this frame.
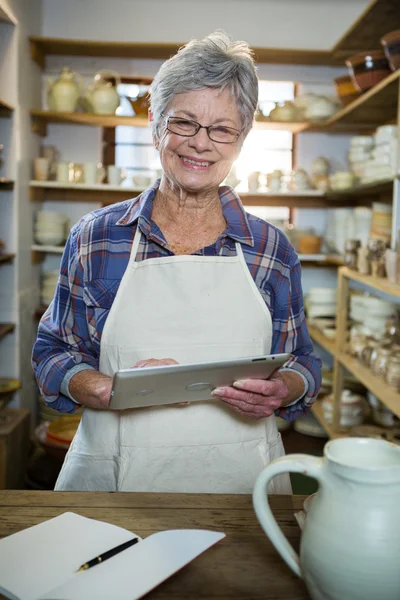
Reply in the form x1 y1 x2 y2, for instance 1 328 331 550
350 293 397 338
35 211 68 246
306 287 337 319
41 270 59 306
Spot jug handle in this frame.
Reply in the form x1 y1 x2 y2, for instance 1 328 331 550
98 69 121 89
252 453 324 578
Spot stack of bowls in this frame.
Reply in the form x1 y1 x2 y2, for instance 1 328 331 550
322 390 367 428
306 287 337 319
348 135 374 180
41 270 59 306
350 293 396 338
370 201 392 243
365 125 398 183
35 211 68 246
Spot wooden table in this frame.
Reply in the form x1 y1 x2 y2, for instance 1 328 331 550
0 491 310 599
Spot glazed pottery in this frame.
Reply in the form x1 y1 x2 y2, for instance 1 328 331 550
253 437 400 600
47 67 84 112
83 70 121 114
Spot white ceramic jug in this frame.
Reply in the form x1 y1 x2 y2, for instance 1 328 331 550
47 67 84 113
253 437 400 600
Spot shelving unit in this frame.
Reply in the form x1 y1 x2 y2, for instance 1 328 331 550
29 110 314 136
29 36 338 69
0 254 15 265
311 401 347 439
0 99 14 118
308 325 337 356
0 179 14 190
29 179 392 208
0 323 15 341
332 0 400 59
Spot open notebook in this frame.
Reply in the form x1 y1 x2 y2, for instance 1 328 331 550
0 512 225 600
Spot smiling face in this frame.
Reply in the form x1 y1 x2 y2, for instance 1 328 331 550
155 87 243 195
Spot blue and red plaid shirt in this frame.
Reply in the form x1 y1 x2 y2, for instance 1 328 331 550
32 181 321 421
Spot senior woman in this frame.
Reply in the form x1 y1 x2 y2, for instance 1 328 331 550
32 31 321 493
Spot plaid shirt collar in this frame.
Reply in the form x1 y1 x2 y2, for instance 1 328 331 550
116 179 254 248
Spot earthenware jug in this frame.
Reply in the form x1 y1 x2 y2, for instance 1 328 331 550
47 67 84 112
83 70 121 114
253 437 400 600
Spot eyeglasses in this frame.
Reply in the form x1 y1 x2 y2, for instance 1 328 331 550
161 114 242 144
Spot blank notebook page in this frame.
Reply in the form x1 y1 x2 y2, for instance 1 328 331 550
0 513 137 600
40 529 225 600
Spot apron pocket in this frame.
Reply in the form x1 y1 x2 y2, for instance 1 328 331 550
55 452 120 492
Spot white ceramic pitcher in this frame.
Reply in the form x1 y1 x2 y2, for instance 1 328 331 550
253 437 400 600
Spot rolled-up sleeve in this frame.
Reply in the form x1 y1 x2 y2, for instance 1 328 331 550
32 224 98 413
272 253 322 421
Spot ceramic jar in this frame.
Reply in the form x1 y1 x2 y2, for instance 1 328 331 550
269 101 298 122
386 355 400 391
371 345 392 378
83 70 121 115
47 67 84 112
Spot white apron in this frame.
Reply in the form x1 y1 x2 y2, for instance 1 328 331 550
55 226 291 493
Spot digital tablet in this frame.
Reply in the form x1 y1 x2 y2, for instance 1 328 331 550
109 353 291 410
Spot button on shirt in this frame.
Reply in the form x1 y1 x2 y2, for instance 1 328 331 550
32 181 322 421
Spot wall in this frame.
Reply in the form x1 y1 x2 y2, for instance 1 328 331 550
40 0 370 50
0 0 42 416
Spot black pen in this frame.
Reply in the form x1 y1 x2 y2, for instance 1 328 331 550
77 537 139 572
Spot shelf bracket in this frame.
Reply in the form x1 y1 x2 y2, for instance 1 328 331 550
31 250 45 265
30 39 45 69
31 116 47 137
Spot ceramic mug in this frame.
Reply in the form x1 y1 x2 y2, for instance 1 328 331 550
83 162 98 185
107 165 123 186
34 157 50 181
56 161 69 183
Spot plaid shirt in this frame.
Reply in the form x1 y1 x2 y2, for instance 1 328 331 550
32 181 321 421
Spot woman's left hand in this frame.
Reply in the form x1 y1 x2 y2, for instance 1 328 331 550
211 373 289 419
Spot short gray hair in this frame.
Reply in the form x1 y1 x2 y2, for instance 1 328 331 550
150 30 258 142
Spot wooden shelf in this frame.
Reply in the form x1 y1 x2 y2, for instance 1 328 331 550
34 305 48 320
311 401 347 439
31 244 64 264
0 6 16 24
0 179 14 190
340 266 400 299
31 68 400 136
29 36 338 69
325 179 393 199
29 182 365 209
338 352 400 419
308 325 337 355
30 110 149 136
0 99 14 118
0 253 15 265
333 0 400 59
0 323 15 341
320 70 400 130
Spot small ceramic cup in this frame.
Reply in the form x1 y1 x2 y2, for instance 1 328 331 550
34 157 50 181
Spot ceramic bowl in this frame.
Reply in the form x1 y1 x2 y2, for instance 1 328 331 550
346 50 391 92
381 29 400 71
334 74 360 105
